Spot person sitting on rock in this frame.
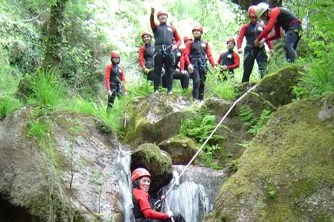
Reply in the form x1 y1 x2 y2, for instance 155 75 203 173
132 168 185 222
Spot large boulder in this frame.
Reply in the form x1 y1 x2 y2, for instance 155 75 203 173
158 135 198 165
123 94 194 147
250 66 300 108
130 143 173 194
204 93 334 221
0 107 124 222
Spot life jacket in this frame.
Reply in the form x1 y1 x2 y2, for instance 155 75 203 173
276 7 300 31
144 44 154 69
153 23 174 46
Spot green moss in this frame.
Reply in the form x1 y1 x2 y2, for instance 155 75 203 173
137 143 172 173
261 202 298 222
208 94 334 221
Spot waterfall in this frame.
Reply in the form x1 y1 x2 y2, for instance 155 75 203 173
114 148 135 222
161 165 227 222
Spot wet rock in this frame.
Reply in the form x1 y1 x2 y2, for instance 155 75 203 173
0 107 123 221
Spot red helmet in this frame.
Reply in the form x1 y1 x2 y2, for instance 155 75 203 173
248 6 257 17
131 168 151 182
111 50 120 58
141 31 152 38
226 37 235 44
183 36 192 43
192 25 203 33
157 10 168 18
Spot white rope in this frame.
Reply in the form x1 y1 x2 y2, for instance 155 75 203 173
164 84 257 196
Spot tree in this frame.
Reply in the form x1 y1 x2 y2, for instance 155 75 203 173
42 0 68 69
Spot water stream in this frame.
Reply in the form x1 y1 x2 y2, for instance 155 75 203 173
114 148 135 222
161 165 227 222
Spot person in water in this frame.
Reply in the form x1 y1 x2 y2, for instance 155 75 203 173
131 168 185 222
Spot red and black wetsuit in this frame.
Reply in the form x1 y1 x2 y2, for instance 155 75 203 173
170 48 189 89
132 188 169 221
104 63 125 110
183 39 215 100
150 14 181 92
238 22 273 82
217 49 240 80
257 7 302 62
139 43 155 81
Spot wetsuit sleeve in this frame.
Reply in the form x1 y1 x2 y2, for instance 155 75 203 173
237 24 247 50
150 13 157 30
258 23 274 50
180 49 185 70
265 24 281 42
120 68 126 92
121 68 126 82
104 64 111 91
266 38 274 50
217 54 222 65
257 7 281 41
138 46 146 69
182 42 192 69
133 189 169 220
206 43 215 67
227 52 240 70
172 26 182 47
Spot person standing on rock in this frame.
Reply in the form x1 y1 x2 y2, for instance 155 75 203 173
150 8 181 94
104 50 126 112
237 6 273 82
182 25 216 101
139 31 155 82
131 168 185 222
254 2 302 62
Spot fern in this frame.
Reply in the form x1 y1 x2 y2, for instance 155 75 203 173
239 106 272 136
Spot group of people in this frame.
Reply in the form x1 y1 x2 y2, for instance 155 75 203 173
105 2 302 110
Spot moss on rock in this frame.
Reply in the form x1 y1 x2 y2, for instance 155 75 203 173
131 143 173 194
204 93 334 221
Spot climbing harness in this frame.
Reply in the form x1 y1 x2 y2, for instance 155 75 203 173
156 45 172 57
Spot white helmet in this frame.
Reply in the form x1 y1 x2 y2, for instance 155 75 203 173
256 2 269 18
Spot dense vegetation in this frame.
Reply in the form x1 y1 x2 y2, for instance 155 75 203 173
0 0 333 135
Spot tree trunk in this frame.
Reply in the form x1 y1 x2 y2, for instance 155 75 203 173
42 0 67 69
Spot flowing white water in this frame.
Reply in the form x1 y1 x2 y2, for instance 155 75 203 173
162 180 210 222
114 148 135 222
161 165 228 221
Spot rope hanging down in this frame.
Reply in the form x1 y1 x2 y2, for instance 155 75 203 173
164 84 257 196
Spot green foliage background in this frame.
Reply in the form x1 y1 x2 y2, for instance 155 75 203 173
0 0 333 131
